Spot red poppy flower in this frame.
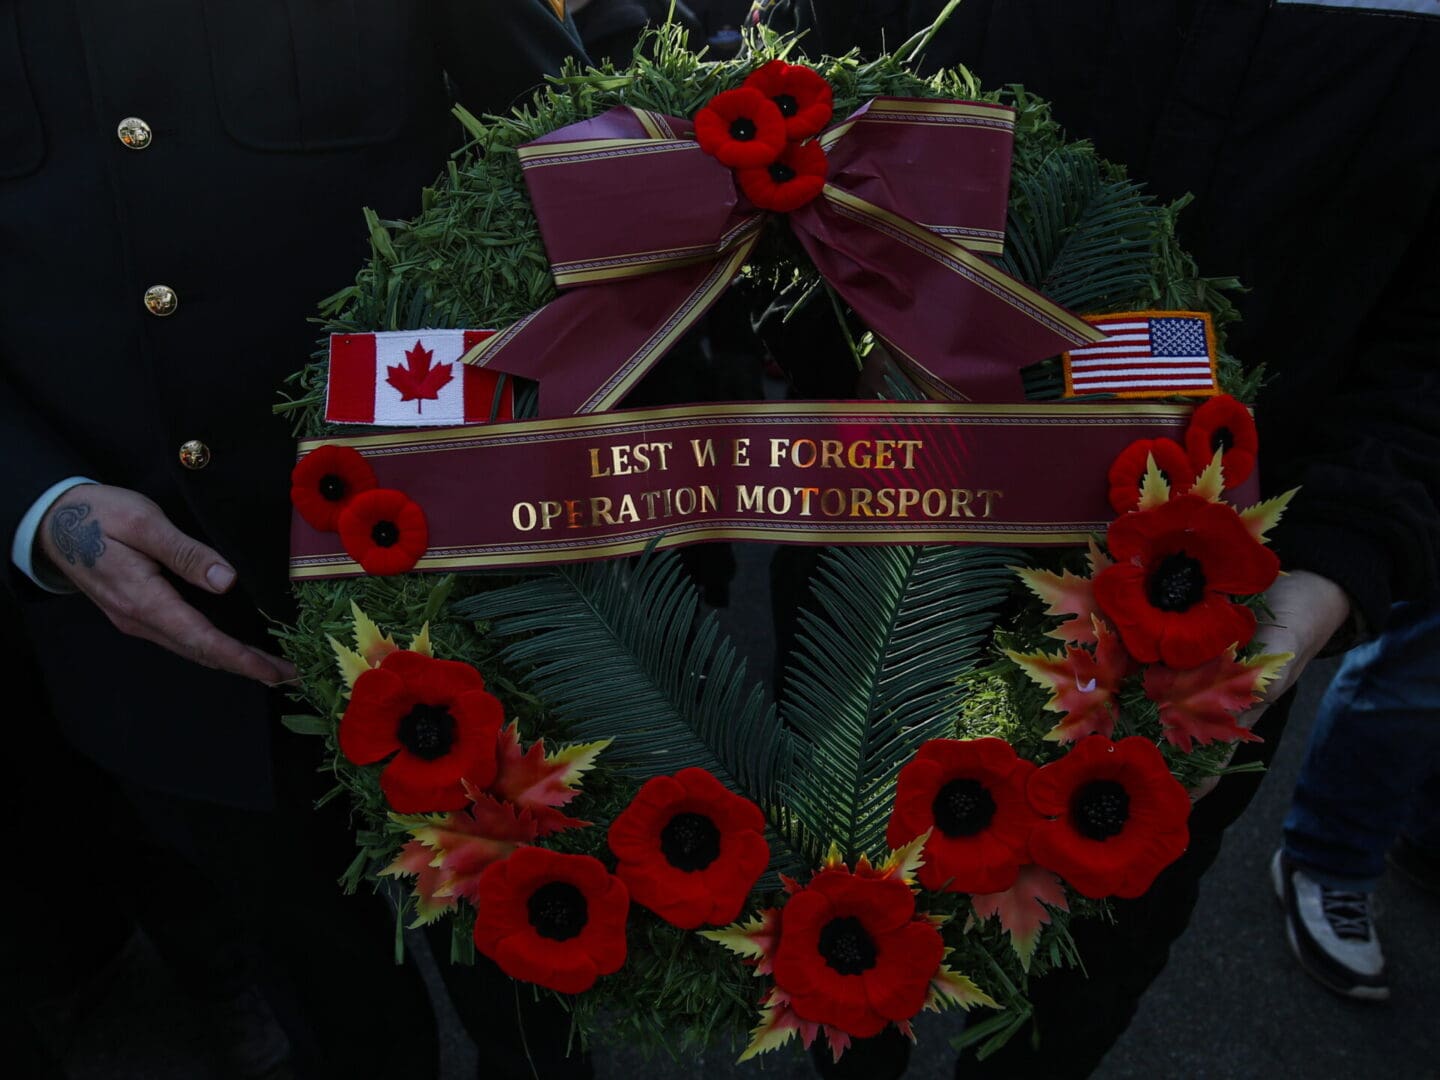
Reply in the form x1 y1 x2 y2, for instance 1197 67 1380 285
737 139 828 213
607 767 770 930
694 87 788 168
772 866 943 1037
1026 735 1190 899
1106 438 1195 514
742 60 835 141
339 649 502 813
337 488 428 576
473 847 629 994
290 444 377 532
1185 394 1258 486
885 739 1041 895
1093 495 1279 669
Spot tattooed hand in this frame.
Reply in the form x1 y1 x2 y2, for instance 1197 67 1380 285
38 484 296 685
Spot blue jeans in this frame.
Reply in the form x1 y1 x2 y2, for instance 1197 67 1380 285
1283 601 1440 892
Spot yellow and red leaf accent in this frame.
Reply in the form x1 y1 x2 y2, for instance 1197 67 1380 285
1142 646 1292 753
968 864 1069 972
1007 618 1134 743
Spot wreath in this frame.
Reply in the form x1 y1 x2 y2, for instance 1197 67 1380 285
277 19 1292 1066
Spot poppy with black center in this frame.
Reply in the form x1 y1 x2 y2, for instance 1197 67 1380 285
608 767 769 929
337 487 429 575
886 737 1042 895
736 138 828 213
1093 494 1279 668
1184 394 1258 487
771 866 943 1037
741 59 835 140
1105 438 1195 514
338 649 502 813
1027 735 1190 899
474 848 629 994
289 443 378 532
693 87 787 168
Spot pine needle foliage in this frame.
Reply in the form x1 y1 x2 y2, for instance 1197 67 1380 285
777 545 1015 864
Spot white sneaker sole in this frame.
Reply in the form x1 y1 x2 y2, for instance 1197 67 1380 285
1271 850 1391 1002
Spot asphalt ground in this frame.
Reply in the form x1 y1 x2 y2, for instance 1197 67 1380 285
49 542 1439 1079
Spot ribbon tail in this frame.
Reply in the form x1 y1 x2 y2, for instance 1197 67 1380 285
793 185 1104 404
463 235 758 417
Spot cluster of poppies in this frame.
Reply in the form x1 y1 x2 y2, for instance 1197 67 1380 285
1096 394 1277 670
887 735 1190 902
1105 393 1258 515
475 767 773 994
694 60 834 213
290 444 428 575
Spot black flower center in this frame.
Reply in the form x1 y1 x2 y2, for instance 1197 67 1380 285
527 881 589 941
659 811 722 872
1211 426 1235 453
729 117 757 141
768 162 796 183
395 703 456 761
818 916 877 975
773 93 799 118
931 778 997 838
1146 552 1207 612
318 474 347 502
1071 780 1131 841
371 520 400 548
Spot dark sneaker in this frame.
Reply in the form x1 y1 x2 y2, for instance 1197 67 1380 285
1271 849 1388 1001
1388 836 1440 895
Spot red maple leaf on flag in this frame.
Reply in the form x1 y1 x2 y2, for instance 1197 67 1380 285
386 340 453 413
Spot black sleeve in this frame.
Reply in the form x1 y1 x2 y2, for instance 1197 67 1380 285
435 0 589 115
1266 195 1440 631
0 366 94 547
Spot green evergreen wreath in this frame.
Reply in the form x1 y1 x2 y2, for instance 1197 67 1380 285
276 18 1283 1065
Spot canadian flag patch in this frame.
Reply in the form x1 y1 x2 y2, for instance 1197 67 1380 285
325 330 513 426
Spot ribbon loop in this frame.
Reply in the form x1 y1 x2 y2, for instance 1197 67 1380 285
467 99 1104 417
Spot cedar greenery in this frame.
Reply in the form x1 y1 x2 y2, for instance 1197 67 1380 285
275 13 1253 1062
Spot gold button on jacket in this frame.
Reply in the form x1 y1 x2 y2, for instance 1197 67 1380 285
116 117 152 149
143 284 178 316
178 440 211 470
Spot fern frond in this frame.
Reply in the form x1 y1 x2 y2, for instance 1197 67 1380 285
1002 147 1162 313
453 550 782 805
778 545 1013 864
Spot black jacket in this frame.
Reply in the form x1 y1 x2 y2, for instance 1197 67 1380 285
573 0 704 65
0 0 584 807
762 0 1440 632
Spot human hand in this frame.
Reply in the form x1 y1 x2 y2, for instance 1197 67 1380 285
37 484 297 686
1188 569 1351 802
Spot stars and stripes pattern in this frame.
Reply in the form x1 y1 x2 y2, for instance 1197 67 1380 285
1062 311 1218 399
326 329 513 426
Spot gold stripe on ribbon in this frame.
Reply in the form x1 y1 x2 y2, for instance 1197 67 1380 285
581 233 761 413
295 399 1195 455
517 138 695 167
821 184 1105 345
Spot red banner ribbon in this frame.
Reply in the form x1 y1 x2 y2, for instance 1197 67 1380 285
461 100 1105 417
288 400 1259 580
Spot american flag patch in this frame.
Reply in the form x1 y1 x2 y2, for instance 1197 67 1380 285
1062 311 1218 399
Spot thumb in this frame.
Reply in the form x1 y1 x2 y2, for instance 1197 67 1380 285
126 511 237 594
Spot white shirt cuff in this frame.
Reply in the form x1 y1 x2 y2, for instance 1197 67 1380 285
11 477 98 593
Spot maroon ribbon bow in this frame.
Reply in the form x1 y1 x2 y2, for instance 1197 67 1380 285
462 97 1104 416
